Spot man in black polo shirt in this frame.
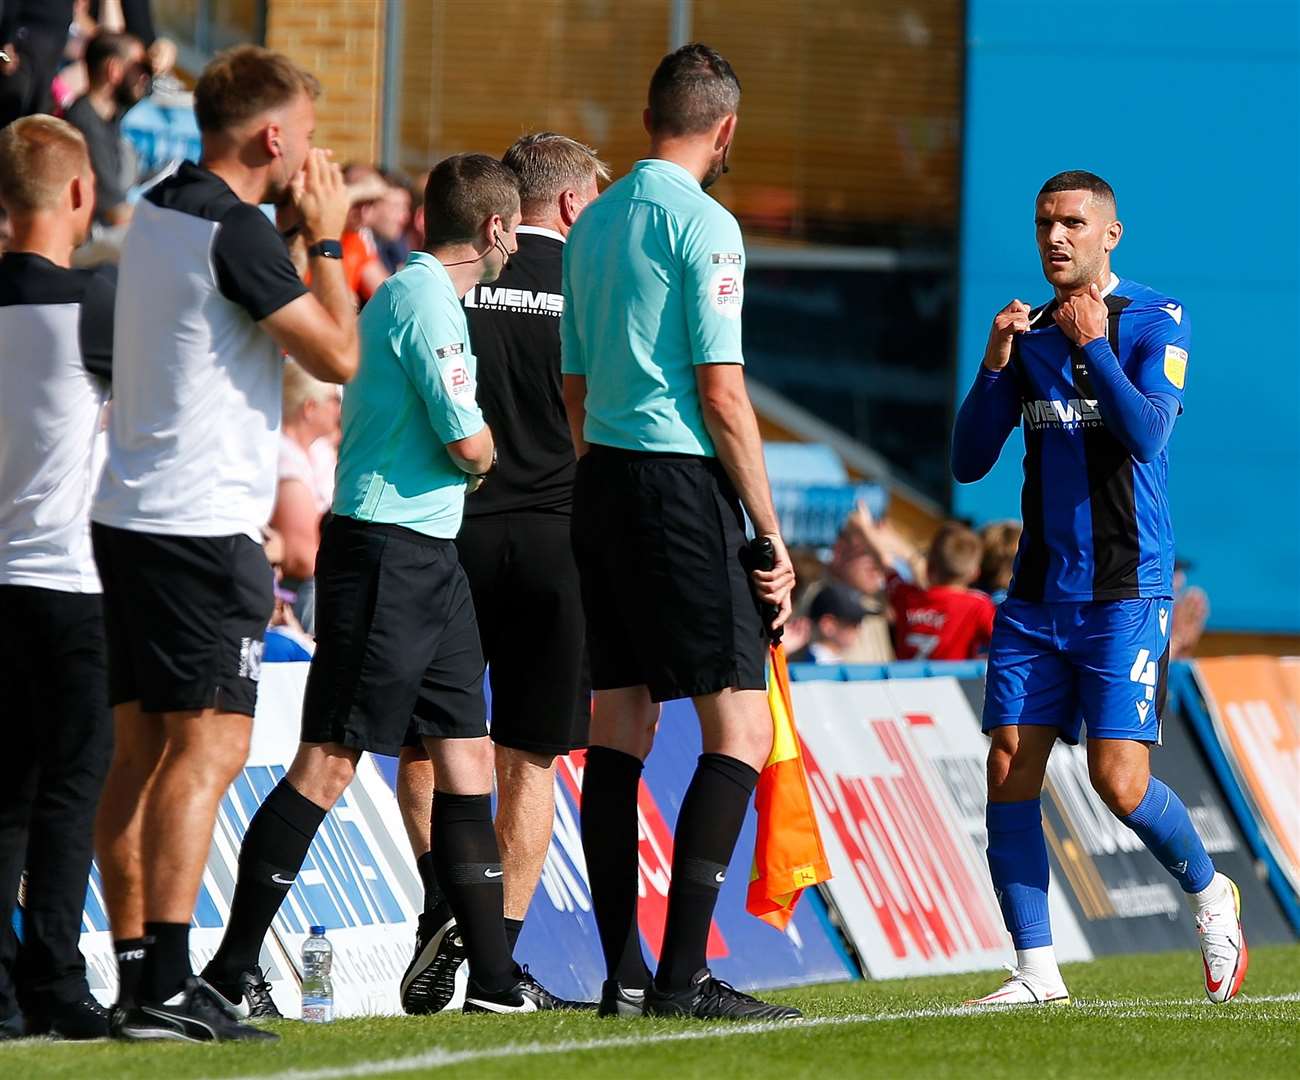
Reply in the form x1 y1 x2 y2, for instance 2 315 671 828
0 115 115 1040
396 133 607 1014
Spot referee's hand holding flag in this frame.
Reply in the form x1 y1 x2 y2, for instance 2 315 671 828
745 537 832 929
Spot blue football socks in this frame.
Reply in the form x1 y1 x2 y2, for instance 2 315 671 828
1121 777 1215 893
986 799 1052 949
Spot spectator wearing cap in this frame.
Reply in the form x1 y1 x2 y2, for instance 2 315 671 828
789 583 870 664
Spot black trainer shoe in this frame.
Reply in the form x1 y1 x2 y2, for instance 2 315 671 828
111 976 279 1042
463 978 539 1014
515 965 595 1011
400 914 466 1015
26 995 110 1040
644 969 802 1022
598 980 647 1018
204 967 283 1021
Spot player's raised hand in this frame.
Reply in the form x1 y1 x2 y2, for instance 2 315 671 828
1053 283 1108 346
984 300 1031 371
297 148 349 244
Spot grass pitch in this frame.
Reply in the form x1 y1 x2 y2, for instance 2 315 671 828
4 943 1297 1080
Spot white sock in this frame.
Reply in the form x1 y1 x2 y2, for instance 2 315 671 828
1190 872 1228 913
1016 945 1063 988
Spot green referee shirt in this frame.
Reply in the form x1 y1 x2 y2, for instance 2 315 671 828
561 158 746 456
333 251 485 539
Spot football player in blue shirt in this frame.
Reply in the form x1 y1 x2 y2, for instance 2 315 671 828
952 171 1246 1006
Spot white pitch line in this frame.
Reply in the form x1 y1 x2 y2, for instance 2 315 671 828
217 993 1300 1080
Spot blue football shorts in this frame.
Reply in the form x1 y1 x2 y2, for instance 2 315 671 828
982 597 1172 745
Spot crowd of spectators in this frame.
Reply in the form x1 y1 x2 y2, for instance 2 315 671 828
0 4 1213 666
785 505 1209 664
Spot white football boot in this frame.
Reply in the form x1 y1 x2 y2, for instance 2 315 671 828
1194 873 1248 1003
963 966 1070 1007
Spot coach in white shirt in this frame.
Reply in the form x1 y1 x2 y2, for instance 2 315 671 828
0 115 115 1042
89 45 357 1043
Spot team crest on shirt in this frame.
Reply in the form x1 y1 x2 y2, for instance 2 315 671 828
709 268 744 319
1163 344 1188 390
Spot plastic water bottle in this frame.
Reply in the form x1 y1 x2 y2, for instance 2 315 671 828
301 926 334 1022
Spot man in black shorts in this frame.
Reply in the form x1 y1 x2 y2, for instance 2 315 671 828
0 116 114 1041
561 44 799 1021
90 45 357 1042
202 154 544 1016
395 132 608 1014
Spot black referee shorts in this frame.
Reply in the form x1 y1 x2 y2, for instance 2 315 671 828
91 523 274 717
301 516 487 756
457 512 589 757
570 446 767 703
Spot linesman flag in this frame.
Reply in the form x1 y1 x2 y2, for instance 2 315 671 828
745 546 832 929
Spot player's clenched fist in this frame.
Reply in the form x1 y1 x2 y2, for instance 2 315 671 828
983 300 1031 371
1053 283 1108 346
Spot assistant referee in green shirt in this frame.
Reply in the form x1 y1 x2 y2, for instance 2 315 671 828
562 43 798 1022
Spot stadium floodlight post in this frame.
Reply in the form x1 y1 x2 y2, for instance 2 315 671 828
669 0 693 50
381 0 404 170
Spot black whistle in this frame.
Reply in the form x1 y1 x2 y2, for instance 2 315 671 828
748 535 783 645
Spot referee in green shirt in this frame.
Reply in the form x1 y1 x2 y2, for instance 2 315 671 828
204 154 544 1015
562 44 798 1021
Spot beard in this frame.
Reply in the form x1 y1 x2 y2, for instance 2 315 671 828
114 75 149 110
700 144 730 191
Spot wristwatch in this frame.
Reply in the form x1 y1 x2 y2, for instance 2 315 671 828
307 239 343 260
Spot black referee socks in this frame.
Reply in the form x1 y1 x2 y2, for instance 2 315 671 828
205 779 326 984
581 746 652 990
113 936 149 1007
431 791 516 994
655 753 759 992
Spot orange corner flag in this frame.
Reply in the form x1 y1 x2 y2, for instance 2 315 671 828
747 643 832 929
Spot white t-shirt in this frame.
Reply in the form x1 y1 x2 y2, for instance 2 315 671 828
0 254 115 593
92 162 308 540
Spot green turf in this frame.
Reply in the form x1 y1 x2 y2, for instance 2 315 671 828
3 943 1297 1080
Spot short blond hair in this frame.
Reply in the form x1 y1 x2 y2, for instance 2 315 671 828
283 359 338 419
0 115 90 213
503 132 611 217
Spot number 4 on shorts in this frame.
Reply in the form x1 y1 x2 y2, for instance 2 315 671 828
1129 649 1157 686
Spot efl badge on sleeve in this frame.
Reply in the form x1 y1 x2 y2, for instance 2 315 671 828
1163 344 1188 390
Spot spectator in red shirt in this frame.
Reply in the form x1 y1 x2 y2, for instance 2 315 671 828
890 523 995 660
850 506 995 661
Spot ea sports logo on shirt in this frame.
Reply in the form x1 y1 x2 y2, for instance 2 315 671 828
710 268 744 320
